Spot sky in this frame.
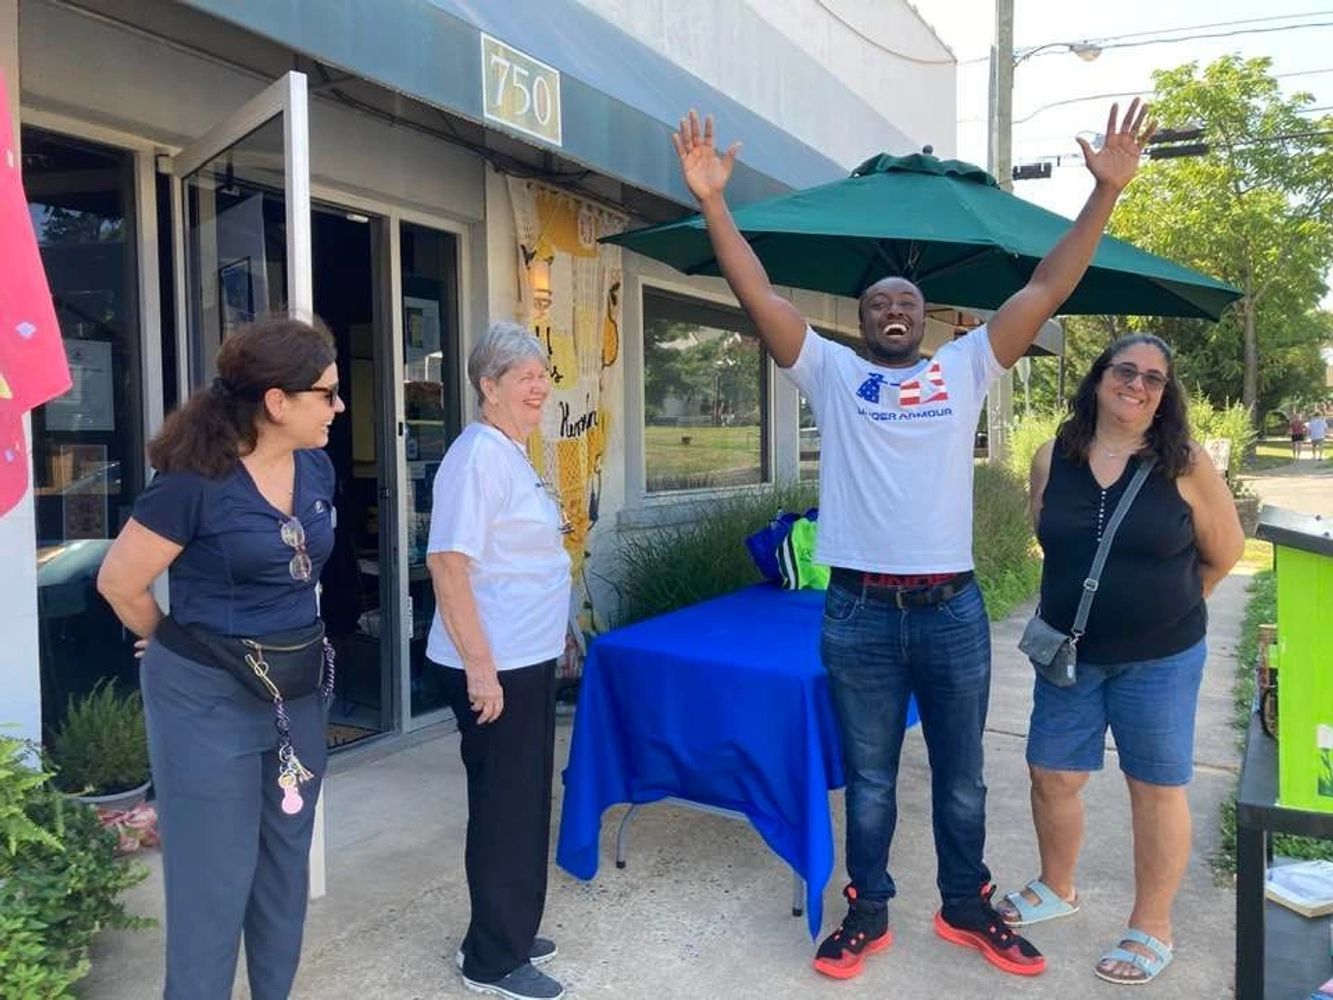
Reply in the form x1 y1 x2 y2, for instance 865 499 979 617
907 0 1333 307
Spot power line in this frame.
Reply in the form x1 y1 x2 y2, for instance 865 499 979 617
959 11 1333 64
1093 20 1333 53
813 0 956 65
1086 10 1333 44
987 67 1333 126
1014 127 1333 167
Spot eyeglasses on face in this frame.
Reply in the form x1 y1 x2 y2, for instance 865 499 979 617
279 516 313 581
1107 362 1168 393
294 383 340 406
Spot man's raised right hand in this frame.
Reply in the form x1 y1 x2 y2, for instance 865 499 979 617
673 109 741 205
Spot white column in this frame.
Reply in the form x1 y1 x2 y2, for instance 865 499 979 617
0 0 44 744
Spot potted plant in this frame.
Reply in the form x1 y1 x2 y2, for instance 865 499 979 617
48 679 151 810
1 730 151 998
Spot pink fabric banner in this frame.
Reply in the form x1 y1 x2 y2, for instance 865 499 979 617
0 77 70 515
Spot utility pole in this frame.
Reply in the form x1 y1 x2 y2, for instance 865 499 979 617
989 0 1015 193
986 0 1016 461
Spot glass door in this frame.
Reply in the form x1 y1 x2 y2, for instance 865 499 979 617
170 72 312 384
398 221 462 725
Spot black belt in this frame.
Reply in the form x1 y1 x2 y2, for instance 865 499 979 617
829 567 975 609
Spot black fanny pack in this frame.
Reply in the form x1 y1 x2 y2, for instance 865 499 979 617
156 615 329 703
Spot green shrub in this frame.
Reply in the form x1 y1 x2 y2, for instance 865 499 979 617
1188 396 1255 487
0 732 150 998
1005 410 1063 483
49 680 150 796
972 462 1043 619
614 482 819 626
613 467 1041 626
1008 398 1255 489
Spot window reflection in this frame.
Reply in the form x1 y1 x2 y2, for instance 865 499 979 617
642 290 768 493
24 128 142 736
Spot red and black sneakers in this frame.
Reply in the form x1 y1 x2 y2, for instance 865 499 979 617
812 884 893 979
934 883 1046 976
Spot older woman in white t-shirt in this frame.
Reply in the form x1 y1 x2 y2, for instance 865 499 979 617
426 322 572 1000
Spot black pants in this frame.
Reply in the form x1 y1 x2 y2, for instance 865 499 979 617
437 659 558 983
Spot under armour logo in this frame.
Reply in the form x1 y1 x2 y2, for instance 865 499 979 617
857 373 886 404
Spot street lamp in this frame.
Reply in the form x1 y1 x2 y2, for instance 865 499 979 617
988 0 1103 193
984 2 1102 462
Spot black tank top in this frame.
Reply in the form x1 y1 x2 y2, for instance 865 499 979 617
1037 449 1205 665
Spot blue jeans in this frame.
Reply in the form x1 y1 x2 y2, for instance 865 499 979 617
821 576 993 907
1026 638 1207 786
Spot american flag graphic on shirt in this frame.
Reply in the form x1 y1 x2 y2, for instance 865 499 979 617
897 361 949 407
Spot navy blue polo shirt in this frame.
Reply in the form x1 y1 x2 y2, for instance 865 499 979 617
132 449 336 636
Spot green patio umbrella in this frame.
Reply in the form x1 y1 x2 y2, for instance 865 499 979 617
606 153 1241 321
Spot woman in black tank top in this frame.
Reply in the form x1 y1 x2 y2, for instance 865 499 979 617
995 334 1244 985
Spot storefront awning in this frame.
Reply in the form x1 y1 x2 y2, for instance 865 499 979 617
177 0 855 206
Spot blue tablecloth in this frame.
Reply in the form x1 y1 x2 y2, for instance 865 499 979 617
556 584 918 937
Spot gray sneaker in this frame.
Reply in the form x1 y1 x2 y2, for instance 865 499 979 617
455 937 557 970
461 962 564 1000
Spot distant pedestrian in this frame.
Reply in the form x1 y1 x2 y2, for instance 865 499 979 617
1309 413 1327 461
1290 414 1307 459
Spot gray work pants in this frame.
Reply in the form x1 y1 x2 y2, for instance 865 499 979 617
140 640 327 1000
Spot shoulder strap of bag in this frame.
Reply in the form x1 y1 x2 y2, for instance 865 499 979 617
1070 456 1157 639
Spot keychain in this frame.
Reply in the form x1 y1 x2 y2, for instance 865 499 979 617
274 698 315 816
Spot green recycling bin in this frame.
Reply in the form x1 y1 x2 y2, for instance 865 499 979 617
1256 505 1333 813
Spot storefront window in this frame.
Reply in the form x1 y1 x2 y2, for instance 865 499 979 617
24 128 142 736
798 392 820 481
642 289 768 493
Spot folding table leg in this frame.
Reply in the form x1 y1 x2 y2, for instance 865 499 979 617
1235 820 1267 1000
615 804 641 869
792 873 804 917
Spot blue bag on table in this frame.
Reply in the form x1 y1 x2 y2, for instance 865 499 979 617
745 507 821 586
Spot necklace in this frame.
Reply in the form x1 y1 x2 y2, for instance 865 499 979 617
482 418 573 535
1093 435 1141 460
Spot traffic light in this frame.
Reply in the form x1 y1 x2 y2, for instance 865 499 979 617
1012 161 1052 181
1148 142 1210 160
1149 126 1205 144
1146 125 1208 160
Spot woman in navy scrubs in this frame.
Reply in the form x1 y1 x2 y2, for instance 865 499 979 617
98 315 344 1000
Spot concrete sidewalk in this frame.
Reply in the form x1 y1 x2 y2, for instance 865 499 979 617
83 574 1251 999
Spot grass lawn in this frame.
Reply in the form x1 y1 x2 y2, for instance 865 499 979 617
1237 538 1274 574
1245 437 1300 472
646 424 762 489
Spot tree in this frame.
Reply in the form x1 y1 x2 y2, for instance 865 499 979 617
1110 56 1333 419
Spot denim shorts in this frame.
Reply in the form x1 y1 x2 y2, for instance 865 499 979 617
1025 638 1206 786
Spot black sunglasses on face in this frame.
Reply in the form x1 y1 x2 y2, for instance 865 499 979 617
294 383 340 406
1107 363 1168 393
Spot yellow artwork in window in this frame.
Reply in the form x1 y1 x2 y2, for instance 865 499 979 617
509 178 625 663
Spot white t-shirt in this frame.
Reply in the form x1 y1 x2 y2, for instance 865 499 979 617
1309 417 1327 441
426 422 572 670
784 326 1005 574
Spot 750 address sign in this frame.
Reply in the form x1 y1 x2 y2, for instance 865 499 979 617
481 34 563 147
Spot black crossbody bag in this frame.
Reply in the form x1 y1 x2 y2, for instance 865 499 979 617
155 615 330 703
1019 457 1156 687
